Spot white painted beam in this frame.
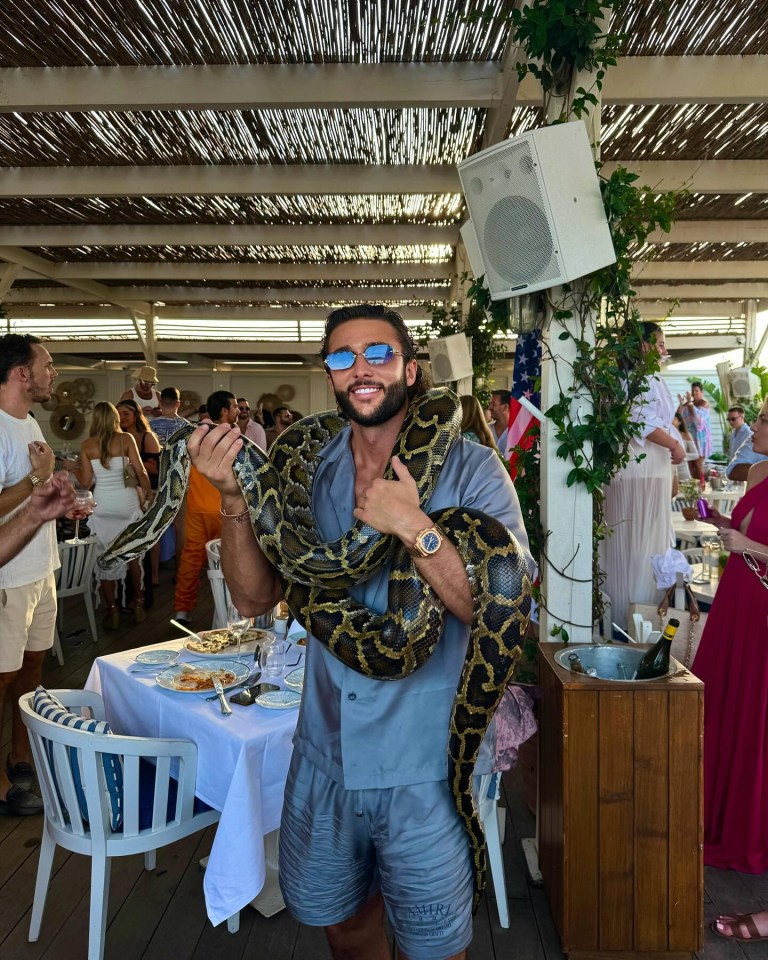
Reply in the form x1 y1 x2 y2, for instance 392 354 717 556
9 304 430 322
638 300 744 318
652 221 768 244
482 9 525 149
1 161 762 197
635 261 768 281
14 261 453 282
0 165 461 197
0 57 764 112
0 223 460 247
634 282 768 300
5 284 449 304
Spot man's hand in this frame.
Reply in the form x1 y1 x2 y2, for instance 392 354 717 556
353 456 428 542
186 423 243 503
28 441 55 481
29 471 75 521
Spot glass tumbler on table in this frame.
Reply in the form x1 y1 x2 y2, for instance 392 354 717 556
65 490 96 545
260 639 287 678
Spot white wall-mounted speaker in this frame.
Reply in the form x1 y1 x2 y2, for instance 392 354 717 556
428 333 474 383
729 367 759 399
457 120 616 300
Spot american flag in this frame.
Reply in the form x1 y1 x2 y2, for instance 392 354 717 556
506 330 541 477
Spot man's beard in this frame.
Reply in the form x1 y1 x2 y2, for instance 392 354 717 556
29 374 52 403
334 373 409 427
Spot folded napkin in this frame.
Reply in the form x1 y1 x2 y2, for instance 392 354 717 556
650 548 693 589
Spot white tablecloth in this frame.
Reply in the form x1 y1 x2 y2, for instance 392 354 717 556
85 638 303 926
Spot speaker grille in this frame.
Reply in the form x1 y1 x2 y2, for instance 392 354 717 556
432 351 454 381
484 196 554 285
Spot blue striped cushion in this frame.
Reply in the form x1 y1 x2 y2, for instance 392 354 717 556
33 687 123 831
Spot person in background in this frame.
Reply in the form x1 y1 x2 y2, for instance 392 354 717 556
69 402 150 629
460 394 496 449
236 397 268 449
172 390 235 627
151 386 190 445
693 401 768 943
0 333 60 816
677 381 712 479
265 406 293 447
602 323 685 631
727 406 751 462
117 399 162 585
195 404 208 423
488 390 512 457
119 365 161 419
727 431 768 482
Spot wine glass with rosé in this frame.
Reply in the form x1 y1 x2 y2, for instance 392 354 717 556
65 490 96 545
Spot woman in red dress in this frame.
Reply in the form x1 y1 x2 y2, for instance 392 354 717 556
692 400 768 943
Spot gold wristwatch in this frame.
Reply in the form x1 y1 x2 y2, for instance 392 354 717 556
406 525 444 558
27 473 46 488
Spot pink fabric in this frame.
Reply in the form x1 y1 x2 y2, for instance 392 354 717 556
493 684 538 772
691 475 768 872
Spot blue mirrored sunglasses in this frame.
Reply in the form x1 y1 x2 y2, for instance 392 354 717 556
323 343 406 371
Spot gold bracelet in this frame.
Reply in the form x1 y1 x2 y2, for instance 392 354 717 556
220 505 249 524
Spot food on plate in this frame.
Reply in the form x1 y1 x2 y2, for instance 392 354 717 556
184 627 267 654
171 668 237 691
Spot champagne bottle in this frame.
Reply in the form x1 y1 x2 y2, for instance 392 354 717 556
634 618 680 680
568 652 586 674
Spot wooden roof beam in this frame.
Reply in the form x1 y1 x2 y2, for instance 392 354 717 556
1 161 763 197
9 304 430 322
635 261 768 281
0 223 460 247
634 282 768 300
651 221 768 244
5 284 448 304
12 262 453 283
0 57 764 111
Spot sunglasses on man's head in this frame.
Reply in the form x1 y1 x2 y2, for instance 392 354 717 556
323 343 406 372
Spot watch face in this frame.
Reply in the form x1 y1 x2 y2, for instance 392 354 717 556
420 530 441 554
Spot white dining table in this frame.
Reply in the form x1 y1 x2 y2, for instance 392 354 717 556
688 562 719 604
85 637 305 927
671 513 717 544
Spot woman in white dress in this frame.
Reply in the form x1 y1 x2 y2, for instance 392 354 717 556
601 324 687 631
67 402 151 629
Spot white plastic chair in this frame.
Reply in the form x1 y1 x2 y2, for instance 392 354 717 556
55 536 100 657
20 689 221 960
205 538 229 629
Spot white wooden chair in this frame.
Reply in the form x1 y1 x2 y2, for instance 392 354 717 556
477 772 510 927
20 689 220 960
54 536 100 662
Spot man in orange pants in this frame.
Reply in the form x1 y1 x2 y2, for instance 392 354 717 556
173 390 238 626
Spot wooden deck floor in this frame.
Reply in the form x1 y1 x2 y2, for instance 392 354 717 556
0 564 761 958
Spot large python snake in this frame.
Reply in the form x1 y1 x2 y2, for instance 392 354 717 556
99 388 531 906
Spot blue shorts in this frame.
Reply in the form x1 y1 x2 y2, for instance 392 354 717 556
279 754 474 960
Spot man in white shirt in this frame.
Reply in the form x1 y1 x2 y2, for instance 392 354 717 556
0 334 60 816
727 406 752 462
488 389 512 458
236 397 268 449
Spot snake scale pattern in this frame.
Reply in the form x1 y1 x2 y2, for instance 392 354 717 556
99 388 532 906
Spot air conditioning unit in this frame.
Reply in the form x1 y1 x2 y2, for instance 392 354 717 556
729 367 760 400
428 333 473 383
457 120 616 300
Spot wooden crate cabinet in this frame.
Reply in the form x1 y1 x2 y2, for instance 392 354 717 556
538 644 703 960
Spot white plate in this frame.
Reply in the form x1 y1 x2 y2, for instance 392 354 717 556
254 689 302 709
134 649 179 666
156 659 250 694
284 666 305 690
182 627 270 658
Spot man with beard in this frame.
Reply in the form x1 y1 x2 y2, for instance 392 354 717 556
264 405 293 447
0 334 60 815
186 305 530 960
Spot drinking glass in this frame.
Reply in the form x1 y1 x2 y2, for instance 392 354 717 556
260 639 287 677
65 490 96 545
226 605 252 661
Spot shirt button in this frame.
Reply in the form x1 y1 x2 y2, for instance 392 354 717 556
348 692 357 701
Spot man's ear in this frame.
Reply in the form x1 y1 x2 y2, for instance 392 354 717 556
406 358 418 387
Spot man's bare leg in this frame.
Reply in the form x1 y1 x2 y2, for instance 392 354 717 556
10 649 46 767
325 892 390 960
0 671 17 799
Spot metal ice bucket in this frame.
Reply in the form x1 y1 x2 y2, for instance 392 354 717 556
554 644 676 681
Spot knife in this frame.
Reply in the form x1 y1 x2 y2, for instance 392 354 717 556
205 669 261 700
212 677 232 716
